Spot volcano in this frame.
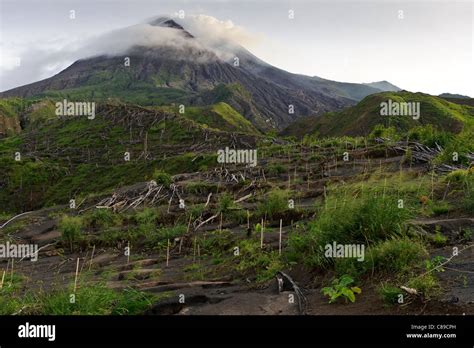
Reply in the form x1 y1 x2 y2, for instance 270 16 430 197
0 17 399 130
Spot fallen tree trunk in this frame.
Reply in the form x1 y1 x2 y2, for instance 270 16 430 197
277 271 307 314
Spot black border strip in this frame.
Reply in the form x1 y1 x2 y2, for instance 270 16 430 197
0 315 472 346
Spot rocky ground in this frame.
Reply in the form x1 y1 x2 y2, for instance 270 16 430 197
2 140 472 315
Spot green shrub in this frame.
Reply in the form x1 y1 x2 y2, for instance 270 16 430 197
131 208 161 242
432 229 448 246
443 169 474 213
188 204 206 219
143 223 186 249
368 237 428 274
267 163 287 175
289 193 413 268
334 257 364 279
446 169 470 183
217 192 234 213
185 181 217 195
437 138 474 166
134 208 159 225
429 201 451 216
424 256 446 273
97 228 126 246
369 125 400 141
0 275 36 315
85 209 120 229
234 239 284 282
407 274 440 299
59 215 83 250
256 189 289 219
0 212 12 221
152 170 172 186
228 209 248 224
156 224 186 241
403 148 413 164
460 228 473 242
335 237 427 277
378 283 403 305
200 230 235 258
408 125 453 148
183 263 206 281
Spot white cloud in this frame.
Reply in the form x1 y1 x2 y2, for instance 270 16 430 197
0 14 263 91
176 14 262 49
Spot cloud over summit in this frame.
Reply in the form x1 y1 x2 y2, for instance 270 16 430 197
0 14 260 91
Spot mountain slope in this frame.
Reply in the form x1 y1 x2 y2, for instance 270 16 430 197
0 100 261 211
0 17 398 130
439 93 471 99
281 91 474 138
1 46 350 130
363 81 401 92
0 99 23 137
177 102 260 135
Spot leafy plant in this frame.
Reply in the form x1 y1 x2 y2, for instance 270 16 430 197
369 125 400 141
151 224 186 246
378 283 403 305
408 125 453 148
134 208 160 225
429 201 451 216
200 230 235 258
432 227 448 246
407 274 441 299
188 203 206 219
217 192 234 213
321 275 361 303
425 256 446 273
460 228 473 242
85 208 120 229
267 163 287 175
152 170 172 187
233 239 283 282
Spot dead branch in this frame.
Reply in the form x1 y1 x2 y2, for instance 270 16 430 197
277 271 307 314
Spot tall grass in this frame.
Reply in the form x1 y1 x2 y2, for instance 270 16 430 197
0 281 162 315
256 188 290 219
59 215 83 250
287 191 413 268
41 284 158 315
84 208 120 229
335 237 428 278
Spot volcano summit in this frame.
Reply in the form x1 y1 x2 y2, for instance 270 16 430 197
0 16 399 130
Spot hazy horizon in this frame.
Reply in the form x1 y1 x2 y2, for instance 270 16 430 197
0 0 473 96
